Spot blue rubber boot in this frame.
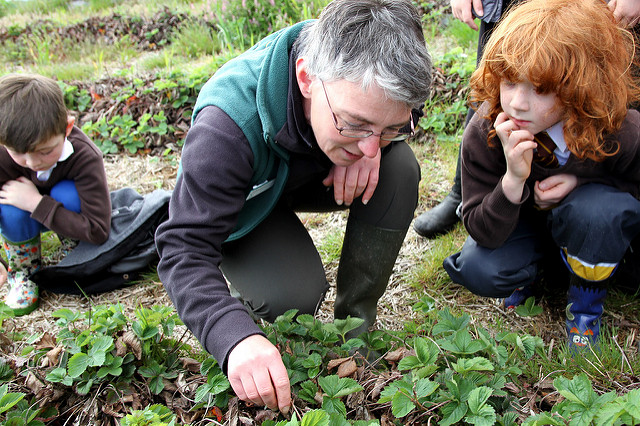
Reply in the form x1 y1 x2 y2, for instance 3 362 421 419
502 285 534 309
565 277 607 350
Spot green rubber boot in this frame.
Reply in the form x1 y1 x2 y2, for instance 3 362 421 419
3 235 41 316
334 217 408 339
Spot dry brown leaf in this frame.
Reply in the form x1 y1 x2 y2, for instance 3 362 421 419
180 357 201 373
101 404 124 418
327 356 351 370
122 330 142 360
384 347 411 363
24 372 45 397
45 346 63 367
337 359 358 378
115 336 127 357
34 332 57 350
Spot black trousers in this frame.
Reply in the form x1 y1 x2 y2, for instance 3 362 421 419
219 142 420 321
444 184 640 297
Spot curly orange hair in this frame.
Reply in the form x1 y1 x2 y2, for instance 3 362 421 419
469 0 640 161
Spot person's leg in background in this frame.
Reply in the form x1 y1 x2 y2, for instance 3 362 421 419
443 219 546 301
220 141 420 335
283 141 420 337
414 2 516 238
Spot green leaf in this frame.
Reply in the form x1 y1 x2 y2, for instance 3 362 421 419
299 380 320 405
194 383 213 404
322 397 346 418
452 357 495 375
76 378 94 395
149 375 165 394
413 364 438 380
554 373 595 406
514 297 543 317
87 336 113 367
0 391 25 414
46 367 70 384
379 376 413 404
300 409 330 426
302 353 322 369
439 330 486 355
397 355 422 371
132 321 159 340
200 357 217 376
433 308 470 336
415 378 439 400
622 389 640 419
67 353 90 378
468 387 492 410
467 386 496 426
326 317 365 338
414 337 439 365
522 412 567 425
391 387 415 418
318 375 362 399
517 335 544 359
440 400 468 426
412 295 436 314
207 373 231 395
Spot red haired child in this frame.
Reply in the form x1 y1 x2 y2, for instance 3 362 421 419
443 0 640 350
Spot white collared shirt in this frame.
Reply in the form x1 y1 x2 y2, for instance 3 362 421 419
36 138 74 181
545 121 570 166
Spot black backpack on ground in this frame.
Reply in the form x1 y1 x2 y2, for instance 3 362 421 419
31 187 171 295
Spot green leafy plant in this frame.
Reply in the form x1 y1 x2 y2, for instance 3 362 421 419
515 296 543 317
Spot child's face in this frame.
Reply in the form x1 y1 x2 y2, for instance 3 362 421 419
499 79 564 134
6 133 65 172
5 116 74 172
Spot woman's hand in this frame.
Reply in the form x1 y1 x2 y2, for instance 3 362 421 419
323 149 380 206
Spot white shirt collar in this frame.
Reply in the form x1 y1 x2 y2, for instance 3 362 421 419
546 121 567 151
545 121 570 165
36 138 74 181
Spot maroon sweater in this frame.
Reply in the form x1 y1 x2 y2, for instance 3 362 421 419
461 105 640 249
0 126 111 245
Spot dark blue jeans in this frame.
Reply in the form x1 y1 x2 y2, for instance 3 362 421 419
444 184 640 297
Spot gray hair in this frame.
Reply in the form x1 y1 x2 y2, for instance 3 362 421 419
295 0 432 108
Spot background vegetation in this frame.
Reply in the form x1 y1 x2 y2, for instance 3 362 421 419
0 0 639 424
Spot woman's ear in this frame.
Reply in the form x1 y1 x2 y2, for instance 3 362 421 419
296 57 313 99
65 116 75 137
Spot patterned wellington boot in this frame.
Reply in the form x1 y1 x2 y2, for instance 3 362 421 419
502 285 534 309
565 277 607 350
3 235 41 316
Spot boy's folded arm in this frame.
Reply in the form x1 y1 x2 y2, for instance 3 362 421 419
31 194 110 245
463 181 526 249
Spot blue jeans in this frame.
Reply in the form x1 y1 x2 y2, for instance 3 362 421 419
0 180 80 243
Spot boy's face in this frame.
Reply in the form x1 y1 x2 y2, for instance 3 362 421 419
5 116 74 172
6 134 65 172
499 78 564 134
